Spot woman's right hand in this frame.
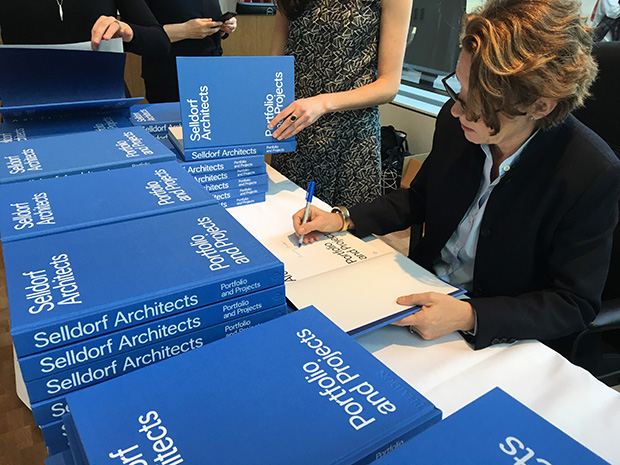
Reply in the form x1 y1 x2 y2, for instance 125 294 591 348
292 206 344 244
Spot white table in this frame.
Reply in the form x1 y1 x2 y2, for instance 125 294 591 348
230 166 620 464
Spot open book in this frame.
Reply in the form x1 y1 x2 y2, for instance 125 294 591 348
261 230 464 336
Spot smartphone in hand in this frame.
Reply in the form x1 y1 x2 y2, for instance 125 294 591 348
215 11 237 22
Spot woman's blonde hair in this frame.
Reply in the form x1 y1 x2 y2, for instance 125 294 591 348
462 0 597 134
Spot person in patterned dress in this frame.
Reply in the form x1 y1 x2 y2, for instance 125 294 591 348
268 0 413 207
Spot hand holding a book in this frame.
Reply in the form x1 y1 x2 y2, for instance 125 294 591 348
393 292 476 340
91 16 133 50
293 205 344 244
267 95 329 140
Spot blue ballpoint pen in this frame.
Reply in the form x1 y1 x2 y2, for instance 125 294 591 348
298 181 315 247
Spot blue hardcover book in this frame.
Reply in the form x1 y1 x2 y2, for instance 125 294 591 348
0 161 216 242
191 164 267 184
0 47 140 119
210 185 268 202
0 127 175 184
129 103 181 134
219 192 266 209
41 419 69 455
180 154 266 175
201 172 268 192
175 56 296 161
5 203 284 357
63 306 442 465
373 387 610 464
0 112 133 143
44 449 75 465
25 305 286 403
19 287 285 382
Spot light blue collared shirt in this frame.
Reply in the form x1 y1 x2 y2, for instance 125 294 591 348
433 131 538 293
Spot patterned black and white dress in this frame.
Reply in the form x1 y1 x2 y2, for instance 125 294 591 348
270 0 382 207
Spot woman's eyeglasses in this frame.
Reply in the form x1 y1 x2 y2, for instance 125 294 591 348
442 72 467 111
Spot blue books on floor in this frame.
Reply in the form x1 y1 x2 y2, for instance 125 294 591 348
0 127 175 184
0 112 133 143
180 154 266 175
0 161 216 242
129 102 181 135
63 306 442 465
0 47 140 119
0 161 215 242
373 387 610 464
5 203 284 357
175 56 296 161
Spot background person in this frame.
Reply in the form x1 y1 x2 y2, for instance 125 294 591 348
142 0 237 103
292 0 620 355
0 0 169 57
267 0 413 207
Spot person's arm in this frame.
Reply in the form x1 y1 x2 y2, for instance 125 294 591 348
269 9 289 56
268 0 413 139
101 0 170 57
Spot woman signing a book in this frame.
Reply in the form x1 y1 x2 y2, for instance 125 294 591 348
292 0 620 357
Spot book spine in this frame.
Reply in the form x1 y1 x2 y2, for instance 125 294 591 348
219 193 266 209
191 165 266 184
140 123 181 134
12 264 284 357
200 173 269 192
352 412 442 465
27 305 285 404
40 419 69 456
180 139 296 161
209 185 268 202
181 155 265 174
19 286 285 381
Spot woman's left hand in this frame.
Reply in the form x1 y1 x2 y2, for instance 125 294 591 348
91 16 134 50
267 95 328 140
220 17 237 35
392 292 475 340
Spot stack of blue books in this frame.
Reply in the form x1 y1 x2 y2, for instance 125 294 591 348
1 162 286 455
57 306 441 465
0 127 176 184
373 387 610 464
168 56 297 208
128 103 182 151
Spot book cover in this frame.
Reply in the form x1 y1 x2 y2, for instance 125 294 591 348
0 97 142 120
0 161 217 242
0 127 176 184
373 387 610 464
129 103 181 134
63 306 442 465
201 172 268 192
0 112 133 143
180 154 266 175
5 203 284 357
191 164 267 184
25 305 286 403
19 286 285 382
218 192 266 209
175 56 296 161
261 232 464 336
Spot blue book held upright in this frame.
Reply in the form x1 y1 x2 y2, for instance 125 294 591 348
175 56 296 161
0 127 175 184
63 306 442 465
373 387 610 464
0 161 215 242
5 203 284 357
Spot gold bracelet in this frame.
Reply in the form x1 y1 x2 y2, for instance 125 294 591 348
331 206 352 232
